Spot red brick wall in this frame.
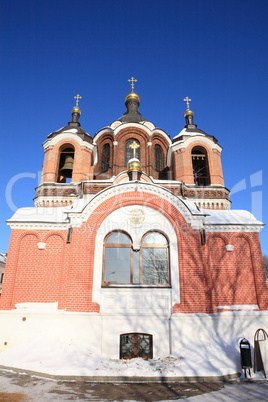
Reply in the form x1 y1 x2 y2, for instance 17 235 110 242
1 192 267 313
41 139 93 184
95 128 170 179
172 141 224 186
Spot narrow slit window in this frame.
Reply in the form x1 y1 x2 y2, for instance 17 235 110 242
125 139 140 165
191 146 210 186
155 144 164 172
101 143 110 173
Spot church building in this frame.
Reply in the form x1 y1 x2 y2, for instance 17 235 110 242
1 79 267 360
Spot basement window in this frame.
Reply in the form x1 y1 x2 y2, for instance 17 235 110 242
120 333 153 359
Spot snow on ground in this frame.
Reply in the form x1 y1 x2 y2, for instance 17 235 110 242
0 334 244 378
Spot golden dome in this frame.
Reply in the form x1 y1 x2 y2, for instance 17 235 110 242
127 158 142 173
184 109 194 117
72 106 82 115
125 92 140 103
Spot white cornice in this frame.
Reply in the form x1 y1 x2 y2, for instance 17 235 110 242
43 133 94 150
170 135 222 153
204 224 263 233
93 127 114 143
7 222 66 230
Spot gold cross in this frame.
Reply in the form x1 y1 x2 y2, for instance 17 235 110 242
129 140 140 158
183 97 192 110
74 94 82 107
128 77 137 92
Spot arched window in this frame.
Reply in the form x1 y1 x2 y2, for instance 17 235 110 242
103 232 131 284
103 231 169 285
57 146 74 183
101 143 110 173
154 144 164 172
191 146 210 186
125 138 140 165
141 232 169 284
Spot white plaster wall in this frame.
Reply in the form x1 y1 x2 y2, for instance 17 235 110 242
0 310 267 363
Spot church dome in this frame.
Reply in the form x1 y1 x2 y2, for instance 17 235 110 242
125 92 141 103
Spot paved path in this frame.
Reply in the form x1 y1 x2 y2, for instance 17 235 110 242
0 369 267 401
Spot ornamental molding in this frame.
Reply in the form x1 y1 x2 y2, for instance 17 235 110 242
204 224 263 233
7 222 66 230
67 181 205 229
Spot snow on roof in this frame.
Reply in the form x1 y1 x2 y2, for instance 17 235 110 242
7 199 89 223
173 127 205 140
182 199 204 215
202 209 263 225
0 253 7 263
62 128 78 134
7 195 262 228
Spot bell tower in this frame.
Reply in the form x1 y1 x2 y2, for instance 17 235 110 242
168 98 230 209
35 95 94 207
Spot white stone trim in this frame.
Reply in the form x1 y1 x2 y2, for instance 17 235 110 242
92 205 180 310
43 133 94 151
167 136 222 166
113 122 153 136
7 222 67 230
204 224 263 233
67 181 205 229
193 199 231 210
216 305 259 311
173 135 222 153
93 127 114 142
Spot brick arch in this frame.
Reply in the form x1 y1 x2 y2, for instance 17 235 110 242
115 127 150 143
12 234 41 306
114 128 151 175
211 234 258 309
84 190 190 282
17 230 42 244
43 231 65 243
207 235 227 268
85 191 187 233
51 139 80 160
13 234 63 306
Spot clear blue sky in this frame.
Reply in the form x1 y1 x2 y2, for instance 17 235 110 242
1 0 268 255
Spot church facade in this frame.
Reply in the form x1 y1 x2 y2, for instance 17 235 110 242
1 82 267 360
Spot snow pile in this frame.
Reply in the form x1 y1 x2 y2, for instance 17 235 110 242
0 335 239 378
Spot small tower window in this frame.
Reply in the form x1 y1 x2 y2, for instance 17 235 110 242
192 146 210 186
125 138 140 165
155 144 164 172
101 143 110 173
57 146 74 183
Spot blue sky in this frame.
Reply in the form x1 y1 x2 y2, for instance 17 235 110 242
1 0 268 255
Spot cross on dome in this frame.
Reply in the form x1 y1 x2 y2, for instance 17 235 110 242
183 97 192 110
129 140 140 158
128 77 138 92
74 94 82 107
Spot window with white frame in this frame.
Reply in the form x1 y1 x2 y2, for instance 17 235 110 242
102 231 169 286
